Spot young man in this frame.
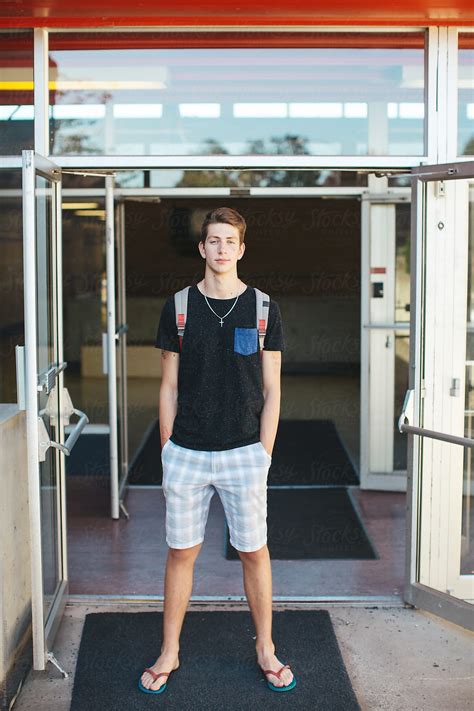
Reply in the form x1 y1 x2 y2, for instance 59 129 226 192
139 207 296 694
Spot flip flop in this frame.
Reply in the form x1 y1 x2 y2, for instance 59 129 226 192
261 663 297 692
138 665 177 694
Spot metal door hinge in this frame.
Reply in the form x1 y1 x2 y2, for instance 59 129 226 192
15 345 26 410
450 377 460 397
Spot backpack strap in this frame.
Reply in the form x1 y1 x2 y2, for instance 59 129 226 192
254 287 270 360
174 285 270 358
174 286 191 353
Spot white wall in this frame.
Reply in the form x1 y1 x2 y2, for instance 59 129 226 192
0 406 32 708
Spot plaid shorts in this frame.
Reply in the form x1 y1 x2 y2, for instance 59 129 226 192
161 438 272 552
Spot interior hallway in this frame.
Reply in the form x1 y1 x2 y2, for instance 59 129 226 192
66 372 406 599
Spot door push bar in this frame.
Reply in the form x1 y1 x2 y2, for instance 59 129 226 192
37 361 68 394
38 384 89 462
399 389 474 449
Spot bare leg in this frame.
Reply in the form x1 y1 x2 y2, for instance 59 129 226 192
239 545 294 688
140 542 202 691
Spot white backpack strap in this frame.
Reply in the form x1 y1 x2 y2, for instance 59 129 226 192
254 287 270 359
174 286 191 353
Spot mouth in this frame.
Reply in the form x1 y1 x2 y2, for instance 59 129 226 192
216 259 229 263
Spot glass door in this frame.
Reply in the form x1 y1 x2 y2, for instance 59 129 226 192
361 195 411 491
401 160 474 630
104 176 129 519
115 191 129 516
22 150 89 670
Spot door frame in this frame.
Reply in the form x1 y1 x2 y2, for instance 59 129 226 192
403 159 474 631
361 192 411 491
22 150 68 670
22 152 93 669
116 196 130 508
104 175 120 520
104 175 131 520
58 180 410 512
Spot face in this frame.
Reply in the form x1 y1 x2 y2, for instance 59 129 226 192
198 222 245 271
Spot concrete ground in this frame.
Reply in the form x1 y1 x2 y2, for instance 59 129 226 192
11 603 473 711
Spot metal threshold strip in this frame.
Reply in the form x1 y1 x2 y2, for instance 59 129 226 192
67 594 405 607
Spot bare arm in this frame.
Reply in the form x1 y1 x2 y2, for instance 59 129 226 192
159 349 179 448
259 349 282 456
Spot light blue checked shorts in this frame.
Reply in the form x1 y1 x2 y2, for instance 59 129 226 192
160 438 272 552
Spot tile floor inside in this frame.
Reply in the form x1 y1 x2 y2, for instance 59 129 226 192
64 372 406 599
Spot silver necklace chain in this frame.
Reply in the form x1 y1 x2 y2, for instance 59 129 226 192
201 284 244 326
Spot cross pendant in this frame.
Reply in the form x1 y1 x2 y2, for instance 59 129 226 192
219 318 224 327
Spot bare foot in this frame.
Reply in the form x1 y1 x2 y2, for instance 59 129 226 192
256 645 294 688
140 650 180 692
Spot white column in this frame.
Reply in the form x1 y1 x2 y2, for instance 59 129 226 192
33 29 49 155
426 26 459 163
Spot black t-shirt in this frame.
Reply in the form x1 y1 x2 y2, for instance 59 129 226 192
155 283 284 451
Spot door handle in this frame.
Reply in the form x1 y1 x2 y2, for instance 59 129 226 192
37 384 90 461
398 388 414 432
38 409 89 462
398 388 474 448
38 408 89 462
53 408 89 455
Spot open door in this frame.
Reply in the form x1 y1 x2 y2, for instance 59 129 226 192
21 150 89 671
361 193 411 491
115 191 129 516
400 160 474 630
103 176 129 519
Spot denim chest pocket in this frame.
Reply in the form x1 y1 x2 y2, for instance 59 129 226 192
234 327 258 356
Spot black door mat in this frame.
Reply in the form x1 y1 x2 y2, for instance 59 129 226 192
66 433 109 477
128 418 358 486
269 419 358 486
70 610 361 711
128 419 163 484
225 488 377 560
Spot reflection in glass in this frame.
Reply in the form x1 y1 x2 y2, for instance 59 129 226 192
48 32 425 157
395 203 411 323
458 34 474 157
0 30 34 155
394 204 411 470
150 169 369 189
62 169 369 190
0 170 24 402
62 194 108 431
394 331 409 471
36 175 61 618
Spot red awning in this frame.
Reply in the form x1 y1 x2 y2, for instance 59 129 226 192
1 0 474 28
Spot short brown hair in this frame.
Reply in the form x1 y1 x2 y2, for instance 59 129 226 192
200 207 246 245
